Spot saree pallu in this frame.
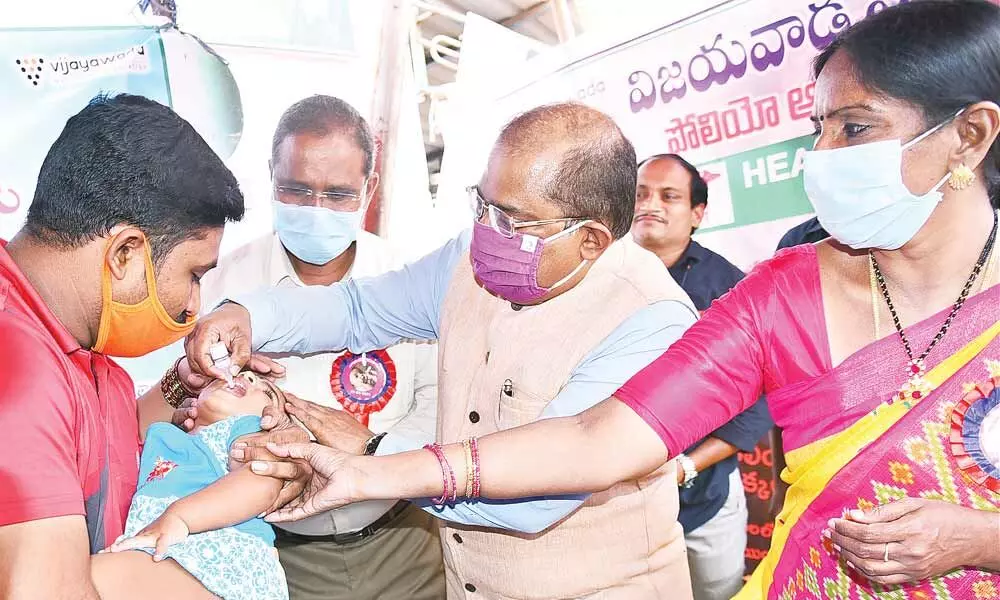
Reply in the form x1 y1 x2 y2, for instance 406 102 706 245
742 286 1000 600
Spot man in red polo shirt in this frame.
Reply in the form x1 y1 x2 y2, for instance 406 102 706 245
0 94 245 598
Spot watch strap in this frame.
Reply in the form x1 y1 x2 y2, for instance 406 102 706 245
363 432 388 456
676 453 699 488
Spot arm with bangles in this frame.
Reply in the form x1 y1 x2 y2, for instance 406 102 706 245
135 358 196 437
362 396 669 501
265 397 671 522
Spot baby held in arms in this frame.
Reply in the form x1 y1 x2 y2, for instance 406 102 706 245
90 372 294 600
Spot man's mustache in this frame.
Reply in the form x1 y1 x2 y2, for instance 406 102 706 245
633 212 666 223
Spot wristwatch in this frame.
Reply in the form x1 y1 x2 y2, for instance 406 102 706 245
363 432 388 456
675 453 699 488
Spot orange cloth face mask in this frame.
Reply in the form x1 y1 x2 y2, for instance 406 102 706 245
92 240 196 357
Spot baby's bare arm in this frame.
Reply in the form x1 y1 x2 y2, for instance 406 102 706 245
164 465 283 534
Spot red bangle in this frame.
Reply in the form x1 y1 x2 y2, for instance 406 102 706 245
470 437 481 499
424 443 457 505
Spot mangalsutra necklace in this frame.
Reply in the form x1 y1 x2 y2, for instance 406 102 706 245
869 209 998 404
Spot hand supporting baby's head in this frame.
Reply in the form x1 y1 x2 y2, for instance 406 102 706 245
195 372 287 428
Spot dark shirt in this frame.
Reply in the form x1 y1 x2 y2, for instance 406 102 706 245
667 240 774 533
776 217 829 251
668 240 744 313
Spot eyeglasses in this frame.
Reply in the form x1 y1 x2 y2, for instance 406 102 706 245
274 183 364 211
468 185 584 238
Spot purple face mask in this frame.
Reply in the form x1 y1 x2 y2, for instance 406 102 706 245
470 219 591 305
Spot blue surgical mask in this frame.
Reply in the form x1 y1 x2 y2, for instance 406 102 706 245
803 109 963 250
272 200 364 265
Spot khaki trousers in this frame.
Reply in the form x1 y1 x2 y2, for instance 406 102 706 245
276 503 446 600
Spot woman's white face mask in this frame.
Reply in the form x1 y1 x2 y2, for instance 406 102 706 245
802 109 964 251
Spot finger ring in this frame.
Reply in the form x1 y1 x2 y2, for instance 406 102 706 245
883 542 890 562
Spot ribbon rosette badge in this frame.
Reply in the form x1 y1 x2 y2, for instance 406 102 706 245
330 349 397 426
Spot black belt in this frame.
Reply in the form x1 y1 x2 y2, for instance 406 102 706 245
274 501 410 545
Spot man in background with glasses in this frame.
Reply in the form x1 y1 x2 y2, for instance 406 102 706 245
191 95 444 600
188 102 699 599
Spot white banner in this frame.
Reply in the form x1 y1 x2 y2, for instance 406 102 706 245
438 0 918 271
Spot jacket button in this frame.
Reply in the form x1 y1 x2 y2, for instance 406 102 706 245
453 533 463 543
465 583 477 593
469 411 480 423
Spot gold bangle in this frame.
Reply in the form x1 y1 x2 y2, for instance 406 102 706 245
462 439 474 499
160 358 189 409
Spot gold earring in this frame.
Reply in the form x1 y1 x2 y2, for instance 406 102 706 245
949 164 976 191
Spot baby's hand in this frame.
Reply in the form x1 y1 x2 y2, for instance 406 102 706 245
101 512 190 561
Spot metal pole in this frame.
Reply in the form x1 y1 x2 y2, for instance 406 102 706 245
367 0 413 236
550 0 576 42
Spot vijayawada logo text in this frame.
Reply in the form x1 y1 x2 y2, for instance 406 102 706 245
47 45 149 78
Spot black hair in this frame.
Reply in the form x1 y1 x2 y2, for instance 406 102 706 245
637 153 709 208
814 0 1000 207
271 95 375 176
497 103 637 239
25 94 243 264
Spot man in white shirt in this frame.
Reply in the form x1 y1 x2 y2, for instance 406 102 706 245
199 95 444 600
